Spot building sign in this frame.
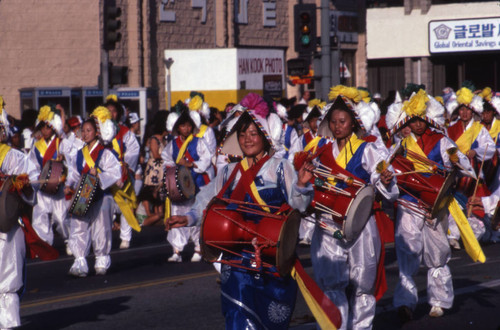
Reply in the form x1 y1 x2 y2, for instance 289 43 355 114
263 75 282 98
429 17 500 54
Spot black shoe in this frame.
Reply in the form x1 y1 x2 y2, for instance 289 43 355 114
398 305 413 323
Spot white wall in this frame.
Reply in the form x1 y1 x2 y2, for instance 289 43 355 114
366 2 500 59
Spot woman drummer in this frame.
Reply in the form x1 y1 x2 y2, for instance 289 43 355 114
162 102 215 263
166 93 314 330
389 90 473 320
64 107 122 277
0 103 39 329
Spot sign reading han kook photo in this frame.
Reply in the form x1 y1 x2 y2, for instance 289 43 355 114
429 17 500 54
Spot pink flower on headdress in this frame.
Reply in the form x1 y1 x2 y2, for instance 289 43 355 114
240 93 269 118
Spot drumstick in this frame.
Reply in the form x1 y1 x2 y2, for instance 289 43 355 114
313 201 343 218
314 165 364 186
467 145 489 218
392 170 433 177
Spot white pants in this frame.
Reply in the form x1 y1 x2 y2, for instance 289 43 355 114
32 189 70 245
0 226 25 329
311 216 380 330
393 205 454 310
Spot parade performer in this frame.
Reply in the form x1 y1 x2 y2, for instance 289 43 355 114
479 88 500 192
388 89 481 320
185 92 218 157
28 105 73 251
166 92 316 329
163 103 214 262
445 86 495 243
0 103 39 329
308 85 397 330
64 107 122 277
105 95 141 249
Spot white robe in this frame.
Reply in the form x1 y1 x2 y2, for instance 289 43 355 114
0 147 39 329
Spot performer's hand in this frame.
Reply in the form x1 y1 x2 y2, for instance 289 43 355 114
297 161 314 187
467 196 484 213
466 150 476 160
64 186 73 196
380 169 393 186
115 179 124 189
165 215 188 230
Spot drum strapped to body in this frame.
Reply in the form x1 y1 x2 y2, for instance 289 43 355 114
68 173 99 218
200 197 301 277
0 176 21 233
39 160 66 194
161 165 195 202
391 154 457 218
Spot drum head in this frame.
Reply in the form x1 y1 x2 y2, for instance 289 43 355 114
276 209 301 277
0 180 21 233
343 186 375 242
431 169 457 218
177 166 196 200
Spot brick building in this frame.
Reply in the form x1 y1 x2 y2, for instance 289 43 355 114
0 0 368 120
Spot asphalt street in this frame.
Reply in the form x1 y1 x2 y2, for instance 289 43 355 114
17 226 500 330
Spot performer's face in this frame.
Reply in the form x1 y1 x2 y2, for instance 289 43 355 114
82 122 97 144
41 124 54 140
308 117 319 134
458 105 473 123
107 104 119 121
482 109 495 125
408 118 428 136
177 122 193 138
329 109 354 140
238 122 265 158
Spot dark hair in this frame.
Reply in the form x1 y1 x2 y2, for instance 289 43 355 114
327 98 361 132
138 185 163 206
235 113 271 153
82 118 98 134
483 101 496 113
174 111 195 134
105 100 123 121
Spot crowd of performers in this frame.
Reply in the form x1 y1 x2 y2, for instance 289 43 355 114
1 81 500 329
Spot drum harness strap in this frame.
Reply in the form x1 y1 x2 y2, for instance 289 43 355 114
448 120 483 155
35 135 60 167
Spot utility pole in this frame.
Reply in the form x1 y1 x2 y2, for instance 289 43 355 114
320 0 331 100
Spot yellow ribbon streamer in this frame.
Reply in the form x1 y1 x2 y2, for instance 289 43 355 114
455 121 483 155
111 180 141 232
82 145 97 170
0 143 12 168
291 266 338 330
402 134 434 173
448 198 485 263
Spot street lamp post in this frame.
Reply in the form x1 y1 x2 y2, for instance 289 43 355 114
164 57 174 111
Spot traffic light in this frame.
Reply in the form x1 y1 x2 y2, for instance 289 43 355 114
103 0 122 51
294 4 317 54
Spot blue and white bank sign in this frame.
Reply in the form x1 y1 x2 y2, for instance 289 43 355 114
429 17 500 53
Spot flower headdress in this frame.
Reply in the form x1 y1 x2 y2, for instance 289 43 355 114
166 100 201 133
185 91 210 122
445 86 483 116
387 89 445 135
90 106 116 144
36 105 63 136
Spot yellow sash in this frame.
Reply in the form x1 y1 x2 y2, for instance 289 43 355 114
0 143 12 169
240 157 270 212
195 124 208 138
112 138 122 159
82 145 97 170
34 139 48 156
175 135 194 164
304 136 322 154
448 198 485 263
488 119 500 141
402 134 433 173
335 133 364 169
455 121 483 155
